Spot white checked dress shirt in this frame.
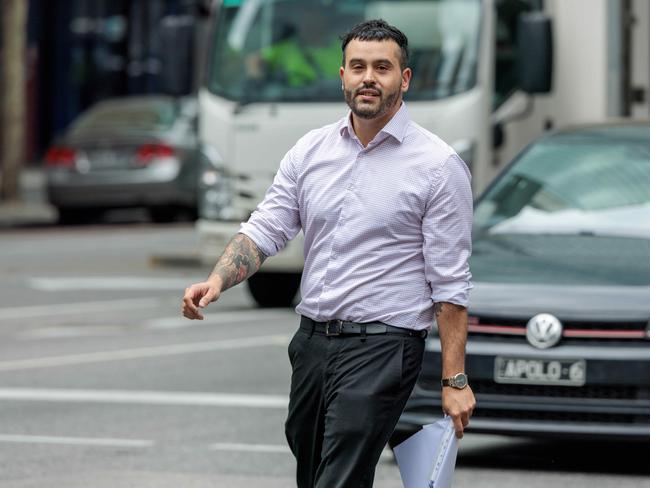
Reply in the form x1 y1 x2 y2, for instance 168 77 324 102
240 103 473 330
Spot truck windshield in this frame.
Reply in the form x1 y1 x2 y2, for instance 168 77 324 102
207 0 482 103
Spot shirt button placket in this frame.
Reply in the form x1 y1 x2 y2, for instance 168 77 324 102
323 151 360 281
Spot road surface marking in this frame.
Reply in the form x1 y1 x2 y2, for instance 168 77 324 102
15 309 293 339
145 309 293 329
0 297 165 321
29 276 206 291
17 325 126 340
0 434 153 448
0 388 288 408
209 442 291 453
0 434 391 460
208 442 393 460
0 334 289 371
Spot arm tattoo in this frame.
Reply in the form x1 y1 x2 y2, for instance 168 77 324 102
210 233 267 291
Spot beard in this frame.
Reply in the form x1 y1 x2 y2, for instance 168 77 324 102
343 82 401 120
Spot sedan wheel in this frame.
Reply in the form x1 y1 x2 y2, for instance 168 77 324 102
57 207 102 225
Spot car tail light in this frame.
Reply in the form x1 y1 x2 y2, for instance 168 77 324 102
45 146 76 167
136 143 175 165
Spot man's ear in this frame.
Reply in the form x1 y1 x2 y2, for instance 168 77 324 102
340 66 345 83
401 67 412 93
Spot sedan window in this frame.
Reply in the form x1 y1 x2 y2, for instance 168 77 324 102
69 101 177 134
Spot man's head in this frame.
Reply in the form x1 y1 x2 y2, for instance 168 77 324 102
339 19 412 121
341 19 410 70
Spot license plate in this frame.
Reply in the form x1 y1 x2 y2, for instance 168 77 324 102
88 150 130 169
494 357 586 386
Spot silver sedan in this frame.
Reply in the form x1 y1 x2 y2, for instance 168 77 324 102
45 96 200 223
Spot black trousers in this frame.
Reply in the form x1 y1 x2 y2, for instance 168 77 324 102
284 323 425 488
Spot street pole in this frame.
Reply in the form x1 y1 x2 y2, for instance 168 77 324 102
0 0 28 202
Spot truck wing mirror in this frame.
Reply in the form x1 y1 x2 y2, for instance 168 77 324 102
517 13 553 94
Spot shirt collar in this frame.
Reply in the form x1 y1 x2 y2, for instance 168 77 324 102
339 102 410 144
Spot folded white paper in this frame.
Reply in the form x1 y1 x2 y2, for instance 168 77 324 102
393 417 459 488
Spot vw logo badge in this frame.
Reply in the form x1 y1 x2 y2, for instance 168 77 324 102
526 313 563 349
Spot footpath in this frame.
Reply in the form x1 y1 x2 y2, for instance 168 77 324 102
0 167 57 228
0 167 203 268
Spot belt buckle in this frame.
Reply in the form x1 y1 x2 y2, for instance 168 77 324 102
325 319 343 336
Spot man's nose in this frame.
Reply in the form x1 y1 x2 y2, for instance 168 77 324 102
362 68 377 84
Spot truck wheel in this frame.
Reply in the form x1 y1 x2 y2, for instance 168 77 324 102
247 272 300 308
148 205 178 223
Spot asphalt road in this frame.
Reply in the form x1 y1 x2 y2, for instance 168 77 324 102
0 223 648 487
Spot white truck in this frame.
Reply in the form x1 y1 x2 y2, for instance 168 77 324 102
185 0 648 307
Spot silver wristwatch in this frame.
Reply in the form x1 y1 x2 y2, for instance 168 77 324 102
441 372 468 389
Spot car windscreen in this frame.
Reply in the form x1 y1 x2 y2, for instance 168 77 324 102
68 100 177 135
472 129 650 286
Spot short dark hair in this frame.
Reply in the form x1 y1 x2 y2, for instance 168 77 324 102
341 19 410 70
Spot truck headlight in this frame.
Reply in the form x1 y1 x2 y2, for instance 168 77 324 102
201 169 220 187
198 166 234 220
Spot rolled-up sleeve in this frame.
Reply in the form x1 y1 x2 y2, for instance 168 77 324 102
239 148 302 257
423 153 473 307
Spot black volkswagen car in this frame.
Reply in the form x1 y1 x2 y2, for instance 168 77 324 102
393 123 650 442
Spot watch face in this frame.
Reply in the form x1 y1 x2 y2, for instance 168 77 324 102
453 373 468 388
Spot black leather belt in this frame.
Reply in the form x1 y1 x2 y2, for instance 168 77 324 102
300 316 428 338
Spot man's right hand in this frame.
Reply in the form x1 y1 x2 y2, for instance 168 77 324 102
182 234 266 320
182 278 222 320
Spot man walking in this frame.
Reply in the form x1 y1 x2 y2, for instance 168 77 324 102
183 19 475 488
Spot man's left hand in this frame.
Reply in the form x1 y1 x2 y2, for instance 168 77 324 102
441 386 476 439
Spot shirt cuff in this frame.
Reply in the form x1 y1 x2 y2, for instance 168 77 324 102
430 281 473 308
238 223 278 258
